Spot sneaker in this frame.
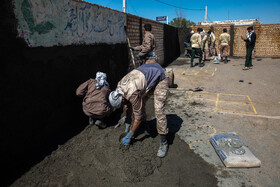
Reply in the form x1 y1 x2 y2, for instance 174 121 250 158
95 120 107 129
157 142 168 158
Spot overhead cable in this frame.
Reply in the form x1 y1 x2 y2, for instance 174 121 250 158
154 0 205 11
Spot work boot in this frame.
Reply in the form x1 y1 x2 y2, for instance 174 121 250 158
95 120 107 129
190 61 194 67
221 57 224 62
199 62 204 67
157 135 168 158
225 57 228 64
157 141 168 158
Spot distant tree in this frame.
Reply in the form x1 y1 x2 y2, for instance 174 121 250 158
169 17 196 27
169 8 196 27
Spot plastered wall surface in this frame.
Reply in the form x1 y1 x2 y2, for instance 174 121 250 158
13 0 126 47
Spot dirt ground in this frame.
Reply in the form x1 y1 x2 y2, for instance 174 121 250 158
12 112 217 187
12 56 280 186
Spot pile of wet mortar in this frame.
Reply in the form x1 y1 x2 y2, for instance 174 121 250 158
12 96 217 186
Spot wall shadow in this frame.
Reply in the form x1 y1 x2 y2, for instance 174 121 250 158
0 1 129 185
133 114 183 145
163 24 181 67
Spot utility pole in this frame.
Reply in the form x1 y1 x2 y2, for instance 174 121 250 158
204 6 207 22
123 0 126 13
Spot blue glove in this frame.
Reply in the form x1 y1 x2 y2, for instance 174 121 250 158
121 131 134 146
136 53 141 58
122 136 131 146
130 47 135 51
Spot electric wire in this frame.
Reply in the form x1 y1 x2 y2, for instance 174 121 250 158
127 0 139 16
154 0 205 11
207 15 213 22
105 0 114 7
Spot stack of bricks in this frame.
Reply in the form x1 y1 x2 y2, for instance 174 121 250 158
126 14 164 69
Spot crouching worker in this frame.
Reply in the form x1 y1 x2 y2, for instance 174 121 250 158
76 72 112 129
109 62 169 157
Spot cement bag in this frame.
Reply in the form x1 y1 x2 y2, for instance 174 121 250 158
165 68 174 88
210 132 261 168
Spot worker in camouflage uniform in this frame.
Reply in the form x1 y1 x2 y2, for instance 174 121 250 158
219 28 231 63
109 62 169 158
202 31 211 62
130 23 158 64
190 27 203 67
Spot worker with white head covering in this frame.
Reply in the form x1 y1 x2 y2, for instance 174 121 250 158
76 72 112 128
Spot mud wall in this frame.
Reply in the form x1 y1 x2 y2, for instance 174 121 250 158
1 0 129 186
178 27 193 54
126 14 164 66
126 14 180 67
163 24 181 66
192 24 280 58
14 0 126 46
1 0 180 185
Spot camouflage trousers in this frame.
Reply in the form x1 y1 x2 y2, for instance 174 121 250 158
220 45 229 57
154 72 169 135
210 43 216 56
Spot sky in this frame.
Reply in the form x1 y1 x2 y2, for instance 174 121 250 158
86 0 280 24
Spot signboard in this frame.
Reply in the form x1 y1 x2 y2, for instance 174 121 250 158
156 16 167 21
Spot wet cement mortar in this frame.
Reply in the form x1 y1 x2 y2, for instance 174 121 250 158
12 95 218 186
12 57 280 187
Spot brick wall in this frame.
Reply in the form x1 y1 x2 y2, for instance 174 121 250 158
234 24 280 57
126 14 164 68
191 24 280 58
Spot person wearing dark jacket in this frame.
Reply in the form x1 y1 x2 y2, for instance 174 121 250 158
76 72 112 128
241 26 256 70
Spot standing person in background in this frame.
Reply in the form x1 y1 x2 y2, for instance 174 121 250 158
219 28 231 63
241 26 256 70
185 30 194 48
202 31 211 62
190 28 203 67
210 31 216 56
200 30 206 44
130 23 157 64
184 30 194 57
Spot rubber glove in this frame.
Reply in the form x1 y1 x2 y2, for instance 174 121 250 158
121 131 134 146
